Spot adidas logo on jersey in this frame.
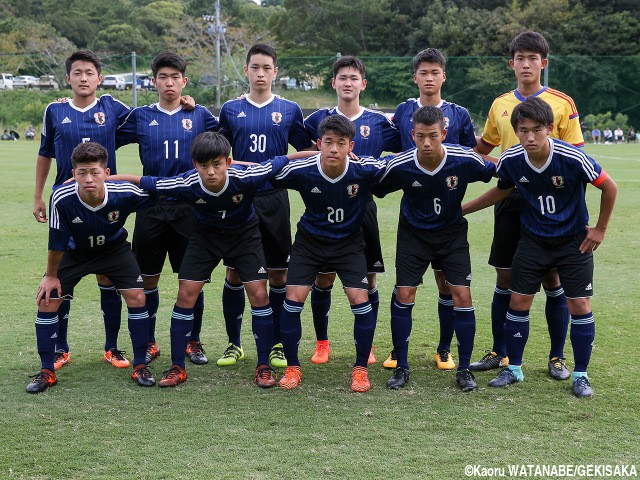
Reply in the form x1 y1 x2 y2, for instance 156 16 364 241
519 176 529 183
501 110 509 117
149 119 159 126
513 332 522 338
412 181 422 187
51 333 57 339
72 217 83 223
311 187 322 193
585 283 593 291
373 261 383 268
61 117 72 124
258 267 266 274
195 198 206 204
361 277 368 284
237 111 246 118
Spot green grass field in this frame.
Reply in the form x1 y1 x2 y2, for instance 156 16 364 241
0 141 638 479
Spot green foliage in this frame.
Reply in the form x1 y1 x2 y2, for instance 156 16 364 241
583 112 629 130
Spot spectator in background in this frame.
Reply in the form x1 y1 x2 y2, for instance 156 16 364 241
1 130 11 140
26 125 35 140
603 128 613 144
628 127 636 143
591 127 601 144
614 127 624 143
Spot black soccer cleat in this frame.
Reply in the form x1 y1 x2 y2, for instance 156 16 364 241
26 369 57 394
386 367 410 390
548 357 570 381
455 369 478 392
469 350 509 371
488 368 523 388
572 376 593 397
186 341 208 365
132 364 156 387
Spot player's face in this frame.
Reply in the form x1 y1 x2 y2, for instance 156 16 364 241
412 122 446 162
509 51 548 85
413 62 446 97
195 156 232 191
153 67 187 103
332 67 366 103
245 54 277 93
66 61 103 98
317 132 354 173
73 162 109 198
514 119 553 157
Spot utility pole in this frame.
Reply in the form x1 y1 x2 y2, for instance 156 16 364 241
203 0 225 108
131 51 137 108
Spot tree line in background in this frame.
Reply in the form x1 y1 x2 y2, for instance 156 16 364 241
1 0 639 128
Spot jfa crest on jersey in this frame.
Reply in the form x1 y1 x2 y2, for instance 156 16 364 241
304 107 401 157
392 98 477 151
496 138 605 237
446 175 458 189
39 95 132 187
271 112 282 124
347 184 360 197
116 104 219 178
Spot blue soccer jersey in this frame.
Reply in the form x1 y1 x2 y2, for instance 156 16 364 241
49 181 155 252
304 107 402 157
139 156 289 230
116 103 219 177
218 95 312 191
39 95 131 186
496 138 606 238
271 154 387 239
393 98 477 151
375 145 495 230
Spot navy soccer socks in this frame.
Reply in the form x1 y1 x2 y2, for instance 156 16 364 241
127 306 150 367
437 294 455 352
251 304 274 366
35 311 58 371
310 284 332 341
390 299 414 370
352 301 376 368
222 280 244 346
269 284 287 345
99 283 122 351
170 305 194 368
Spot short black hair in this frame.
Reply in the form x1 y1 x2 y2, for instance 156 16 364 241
71 142 108 169
65 50 102 75
332 55 365 79
509 31 549 59
246 44 277 66
412 48 446 72
412 106 445 129
151 51 187 77
510 97 554 130
317 115 356 141
191 132 231 163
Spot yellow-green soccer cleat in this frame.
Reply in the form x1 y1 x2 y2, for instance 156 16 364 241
216 343 244 366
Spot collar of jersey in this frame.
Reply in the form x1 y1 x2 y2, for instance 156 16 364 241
197 173 229 196
514 86 547 102
417 98 444 109
317 153 349 183
244 94 275 109
523 138 554 173
69 98 99 113
335 106 364 122
76 182 109 211
412 146 447 175
155 103 184 115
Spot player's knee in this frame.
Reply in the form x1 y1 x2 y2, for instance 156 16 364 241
567 297 591 315
176 282 202 308
142 274 160 290
315 272 335 289
495 269 510 288
451 287 472 308
123 289 146 308
226 267 241 283
509 293 532 311
346 288 369 305
366 273 377 290
268 269 287 286
395 287 417 304
246 282 269 307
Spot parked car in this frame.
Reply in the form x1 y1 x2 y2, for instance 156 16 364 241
0 73 14 90
38 75 59 90
102 75 126 91
13 75 38 88
281 77 313 91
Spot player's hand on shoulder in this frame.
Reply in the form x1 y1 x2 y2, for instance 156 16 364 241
180 95 196 110
55 97 69 103
37 276 62 306
348 152 360 161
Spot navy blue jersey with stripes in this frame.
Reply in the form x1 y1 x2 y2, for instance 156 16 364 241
49 181 155 252
271 154 387 239
116 104 219 177
496 138 605 237
39 96 131 186
375 145 495 230
139 156 289 230
218 95 312 192
393 98 477 151
304 107 402 157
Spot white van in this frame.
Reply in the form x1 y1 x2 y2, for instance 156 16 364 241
0 73 14 90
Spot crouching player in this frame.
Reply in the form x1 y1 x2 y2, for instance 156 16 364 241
28 142 156 393
271 115 387 393
463 97 617 397
114 132 301 388
374 106 496 392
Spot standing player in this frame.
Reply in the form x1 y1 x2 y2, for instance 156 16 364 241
385 48 478 371
216 44 313 368
27 142 156 393
116 52 219 366
113 132 302 387
272 115 387 393
471 31 585 379
374 106 495 391
463 97 617 397
33 50 133 371
303 55 401 364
